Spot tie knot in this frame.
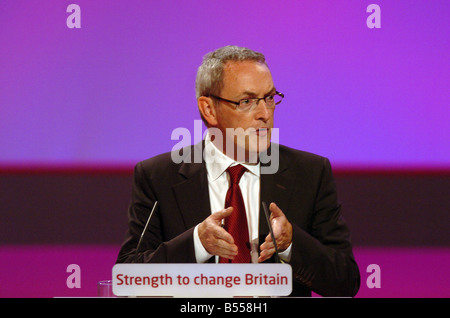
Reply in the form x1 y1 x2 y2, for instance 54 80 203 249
227 164 247 184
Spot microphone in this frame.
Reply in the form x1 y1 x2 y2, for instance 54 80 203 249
262 201 281 263
133 201 158 263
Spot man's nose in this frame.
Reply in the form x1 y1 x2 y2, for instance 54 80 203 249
254 99 271 121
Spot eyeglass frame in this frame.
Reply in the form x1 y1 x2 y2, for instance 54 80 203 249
208 91 284 112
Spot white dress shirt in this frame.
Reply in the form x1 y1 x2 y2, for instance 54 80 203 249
193 131 291 263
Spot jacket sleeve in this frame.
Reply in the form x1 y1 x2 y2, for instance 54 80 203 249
288 158 360 297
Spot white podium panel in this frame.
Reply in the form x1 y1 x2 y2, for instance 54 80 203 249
112 263 292 297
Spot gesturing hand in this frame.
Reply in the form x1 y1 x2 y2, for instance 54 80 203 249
259 202 292 263
198 207 238 260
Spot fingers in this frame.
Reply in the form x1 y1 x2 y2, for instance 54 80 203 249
212 208 237 259
214 238 238 259
198 207 238 260
211 207 234 244
259 202 293 262
258 237 276 263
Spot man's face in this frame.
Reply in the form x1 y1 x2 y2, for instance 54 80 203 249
212 60 275 161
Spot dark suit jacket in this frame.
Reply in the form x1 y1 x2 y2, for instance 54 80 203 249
116 142 360 297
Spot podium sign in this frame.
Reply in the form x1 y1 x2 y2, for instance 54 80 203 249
112 263 292 297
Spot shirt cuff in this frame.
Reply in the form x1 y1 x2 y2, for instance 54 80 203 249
278 243 292 263
193 224 214 263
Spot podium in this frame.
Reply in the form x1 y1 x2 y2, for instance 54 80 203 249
111 263 292 297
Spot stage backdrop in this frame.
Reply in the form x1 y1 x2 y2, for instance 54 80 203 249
0 0 449 298
1 0 448 168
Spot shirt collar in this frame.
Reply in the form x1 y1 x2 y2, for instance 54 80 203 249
204 131 260 181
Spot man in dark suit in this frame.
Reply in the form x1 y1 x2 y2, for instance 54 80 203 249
116 46 360 297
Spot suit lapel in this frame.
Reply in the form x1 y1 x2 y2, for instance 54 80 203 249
259 146 295 238
172 142 211 229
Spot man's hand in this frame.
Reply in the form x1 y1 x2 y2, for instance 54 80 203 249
259 202 292 263
198 207 238 260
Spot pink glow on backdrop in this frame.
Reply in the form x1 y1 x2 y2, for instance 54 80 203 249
0 245 448 298
0 0 449 168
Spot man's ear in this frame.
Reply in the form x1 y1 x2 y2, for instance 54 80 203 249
197 96 218 127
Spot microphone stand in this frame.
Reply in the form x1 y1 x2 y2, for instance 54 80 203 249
133 201 158 263
262 201 281 263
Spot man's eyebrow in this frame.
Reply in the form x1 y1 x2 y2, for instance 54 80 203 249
240 91 258 98
239 87 276 98
266 87 277 95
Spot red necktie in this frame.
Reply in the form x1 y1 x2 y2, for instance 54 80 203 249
219 164 251 263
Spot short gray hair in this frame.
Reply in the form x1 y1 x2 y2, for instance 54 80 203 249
195 45 267 99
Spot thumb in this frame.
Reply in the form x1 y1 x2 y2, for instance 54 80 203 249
212 207 233 223
269 202 284 218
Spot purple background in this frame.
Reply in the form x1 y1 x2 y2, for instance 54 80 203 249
1 0 449 168
1 1 449 298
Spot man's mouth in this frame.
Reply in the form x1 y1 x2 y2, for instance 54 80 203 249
255 128 269 136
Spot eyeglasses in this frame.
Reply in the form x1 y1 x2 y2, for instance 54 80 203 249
209 91 284 112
